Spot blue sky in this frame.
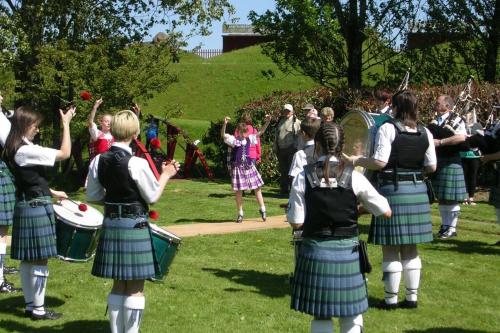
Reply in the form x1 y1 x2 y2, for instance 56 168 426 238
149 0 275 50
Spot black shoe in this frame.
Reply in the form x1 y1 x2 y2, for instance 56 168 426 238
399 300 418 309
3 266 19 274
376 300 398 310
0 281 21 293
439 229 457 239
437 225 447 237
24 309 33 318
259 209 267 222
236 215 243 223
494 240 500 246
31 309 62 321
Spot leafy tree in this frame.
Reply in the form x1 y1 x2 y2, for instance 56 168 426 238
425 0 499 83
249 0 421 88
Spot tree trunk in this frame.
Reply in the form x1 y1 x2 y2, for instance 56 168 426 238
347 40 363 88
484 2 499 83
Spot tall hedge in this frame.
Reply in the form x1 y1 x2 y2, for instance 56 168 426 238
204 84 500 182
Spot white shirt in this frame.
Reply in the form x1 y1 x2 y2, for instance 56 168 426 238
287 156 390 226
86 142 162 204
288 139 315 178
0 111 11 146
15 138 57 167
223 134 258 147
89 123 113 142
379 105 392 115
372 122 437 167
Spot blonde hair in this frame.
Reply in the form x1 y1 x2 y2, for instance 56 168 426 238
111 110 140 141
320 107 334 120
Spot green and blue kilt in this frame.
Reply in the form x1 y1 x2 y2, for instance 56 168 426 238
92 216 155 280
291 237 367 318
432 159 467 202
10 197 57 261
0 161 15 226
369 179 433 245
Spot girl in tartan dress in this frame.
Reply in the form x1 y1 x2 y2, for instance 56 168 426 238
0 92 19 293
288 122 391 333
221 115 271 223
3 105 75 320
87 110 179 333
348 91 437 309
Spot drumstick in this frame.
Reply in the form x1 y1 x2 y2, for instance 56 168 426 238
65 198 88 212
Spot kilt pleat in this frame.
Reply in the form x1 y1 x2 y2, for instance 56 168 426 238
0 161 15 226
10 198 57 261
432 160 467 202
92 217 155 280
291 238 368 318
231 163 264 191
369 180 433 245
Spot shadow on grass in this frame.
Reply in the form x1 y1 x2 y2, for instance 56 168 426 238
430 239 500 255
405 329 495 333
0 319 108 333
202 267 289 298
0 295 65 318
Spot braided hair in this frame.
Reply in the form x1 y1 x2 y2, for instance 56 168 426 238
314 122 345 183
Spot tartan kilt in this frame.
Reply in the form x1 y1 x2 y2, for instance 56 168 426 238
291 237 368 318
369 180 433 245
10 197 58 261
432 160 467 202
231 163 264 191
92 216 155 280
0 161 15 226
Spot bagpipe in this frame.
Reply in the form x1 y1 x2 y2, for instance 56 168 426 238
428 76 478 140
466 96 500 155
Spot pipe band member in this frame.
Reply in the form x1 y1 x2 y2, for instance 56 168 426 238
288 122 391 333
349 91 437 309
87 110 178 333
4 105 75 320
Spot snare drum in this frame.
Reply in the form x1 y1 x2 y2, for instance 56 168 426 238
340 110 391 174
149 223 181 281
53 200 103 262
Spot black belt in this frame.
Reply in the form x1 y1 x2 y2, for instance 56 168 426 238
304 225 359 238
104 203 147 219
378 173 424 182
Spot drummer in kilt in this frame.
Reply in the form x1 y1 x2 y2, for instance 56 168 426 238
86 110 179 333
3 105 75 320
349 91 437 309
0 92 19 293
288 122 391 333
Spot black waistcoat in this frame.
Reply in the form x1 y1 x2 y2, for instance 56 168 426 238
11 159 51 200
302 162 358 238
385 120 429 171
98 146 148 209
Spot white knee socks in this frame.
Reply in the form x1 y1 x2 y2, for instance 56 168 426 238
449 205 460 232
310 319 333 333
19 262 33 311
31 265 49 316
402 257 422 302
124 296 145 333
339 315 363 333
108 293 125 333
439 205 450 227
382 261 402 305
0 242 6 284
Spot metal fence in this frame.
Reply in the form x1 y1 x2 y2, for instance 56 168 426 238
192 49 223 59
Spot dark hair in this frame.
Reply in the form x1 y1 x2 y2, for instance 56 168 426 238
314 122 344 183
375 89 391 103
3 106 43 161
392 90 418 128
300 118 321 139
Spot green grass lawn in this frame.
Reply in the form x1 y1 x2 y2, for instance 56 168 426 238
141 46 317 122
1 185 499 332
